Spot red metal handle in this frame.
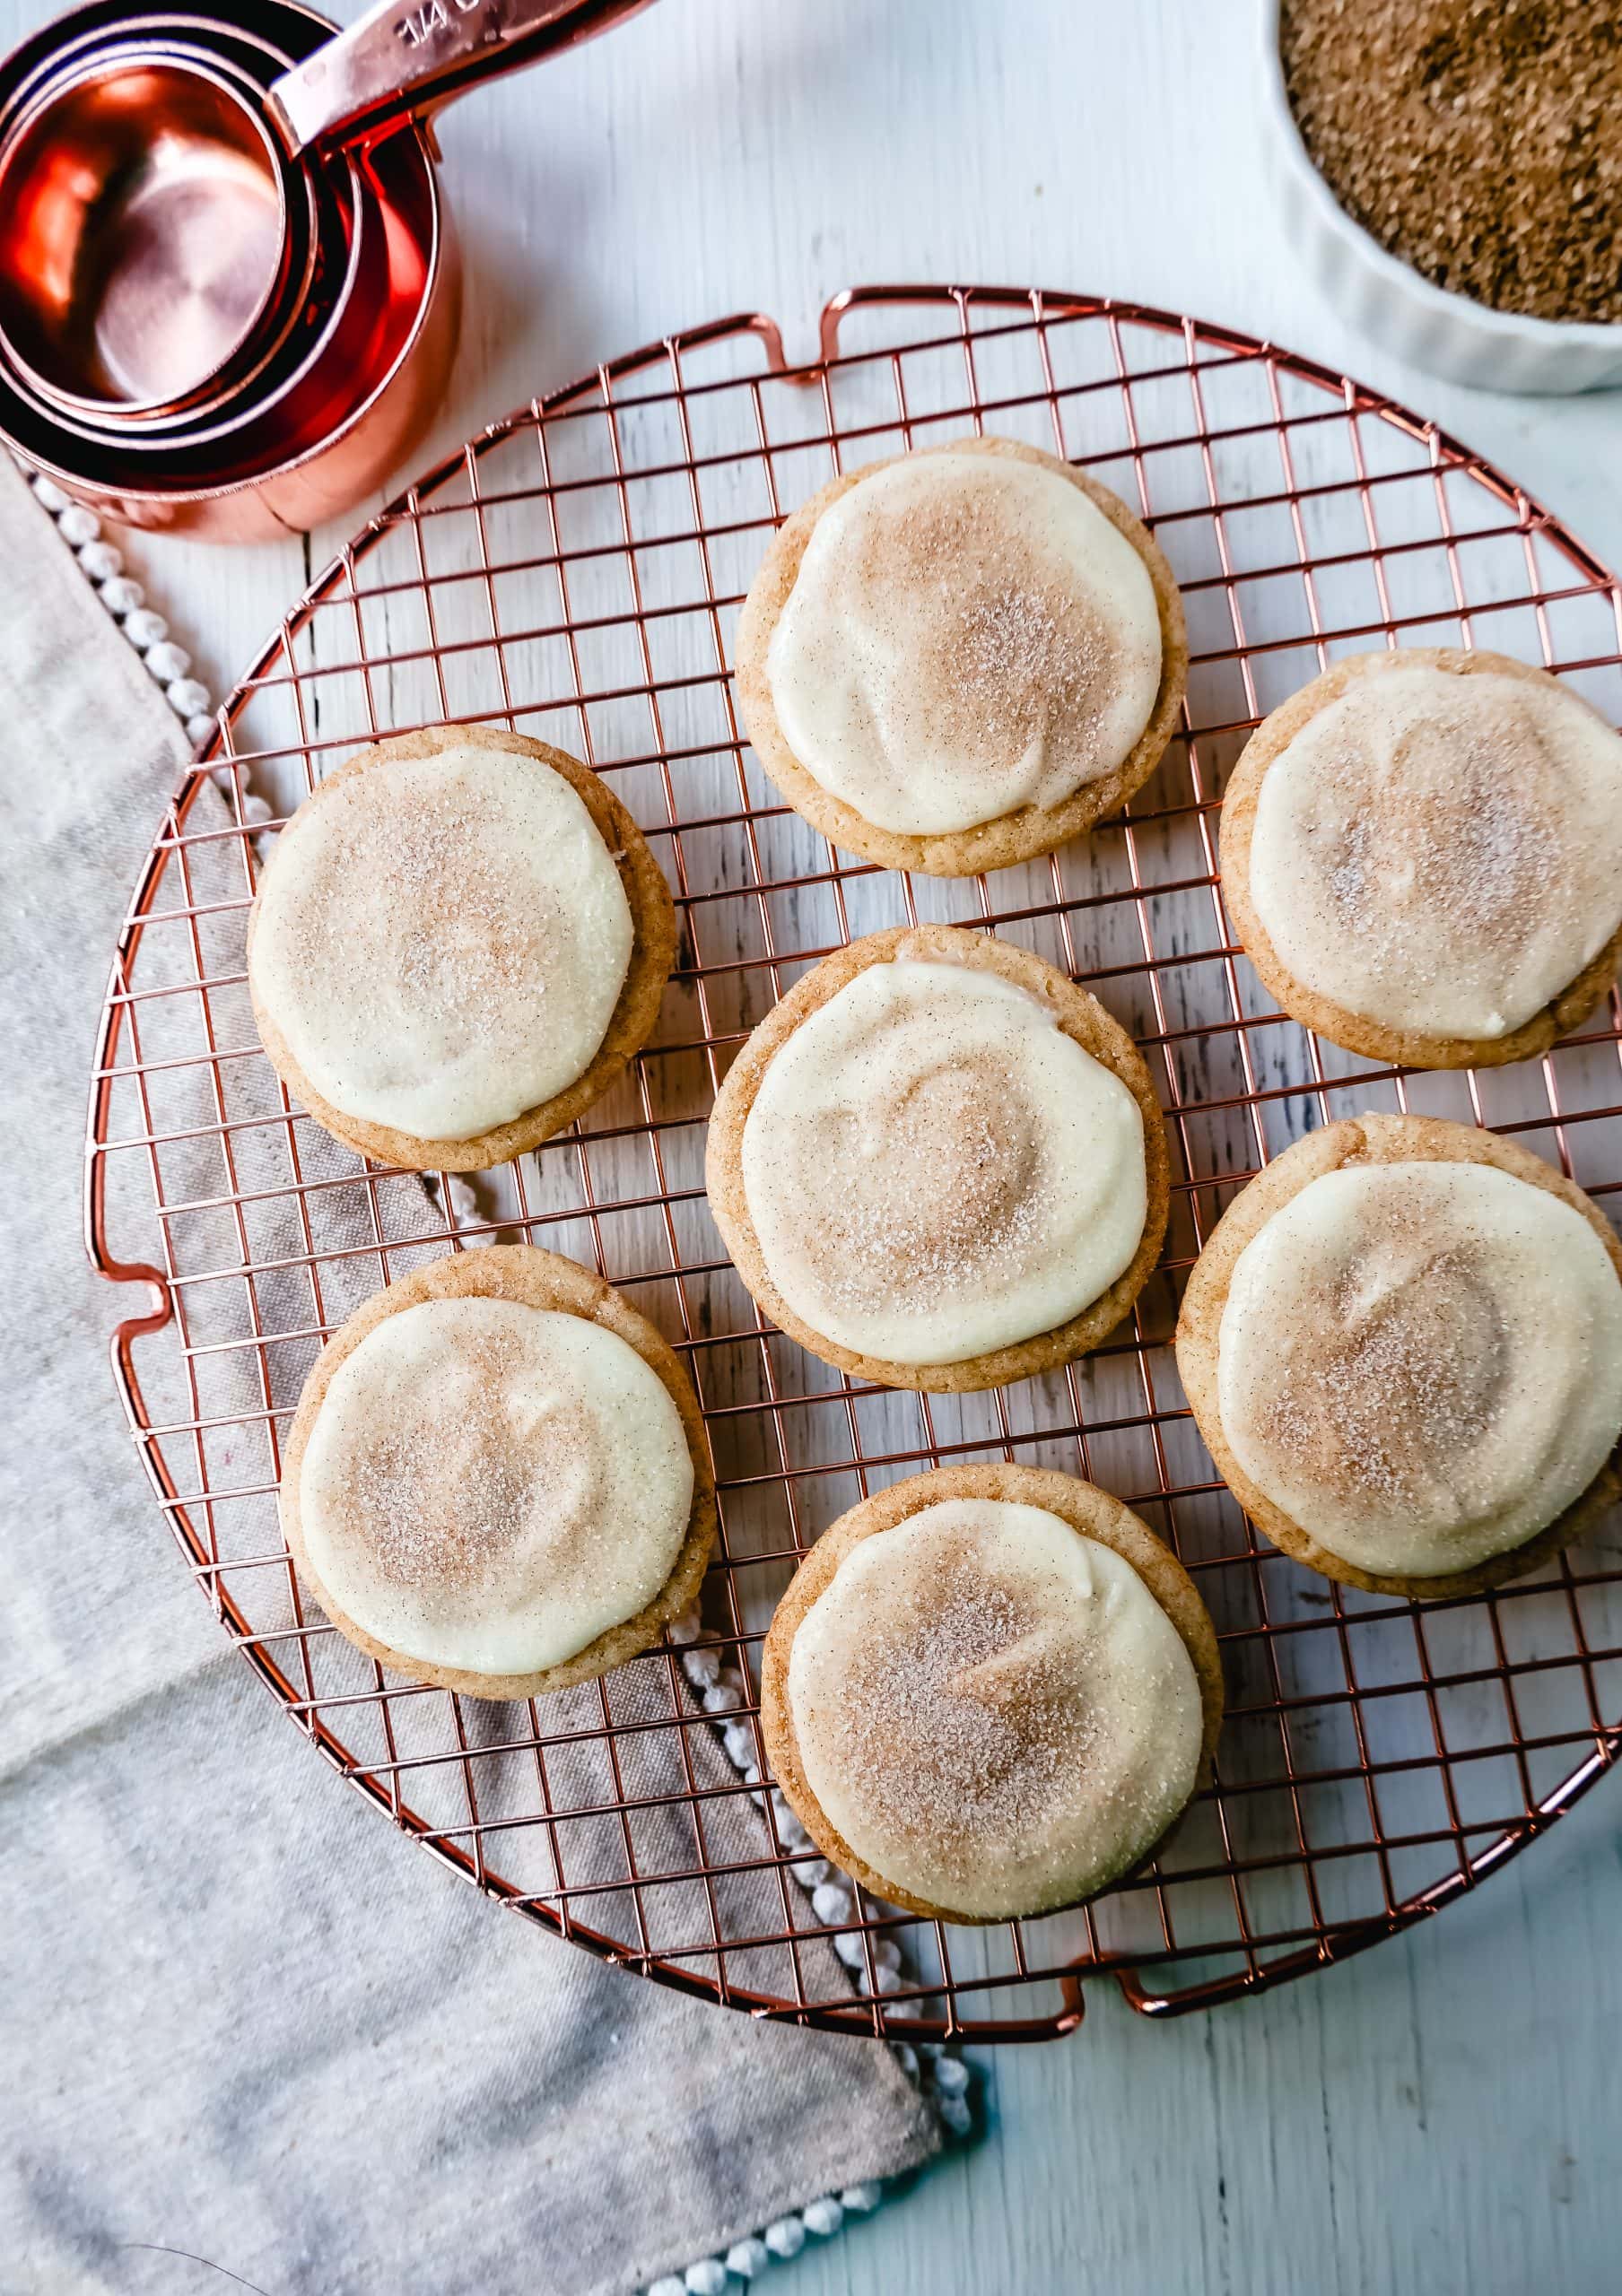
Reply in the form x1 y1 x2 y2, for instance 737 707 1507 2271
266 0 656 159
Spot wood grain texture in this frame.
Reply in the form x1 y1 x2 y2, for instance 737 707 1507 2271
7 0 1618 2285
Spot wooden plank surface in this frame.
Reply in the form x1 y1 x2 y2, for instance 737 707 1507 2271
7 0 1619 2287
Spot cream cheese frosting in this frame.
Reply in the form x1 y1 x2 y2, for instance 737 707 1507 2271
738 957 1147 1364
1245 665 1622 1040
785 1499 1205 1918
1216 1161 1622 1578
295 1296 694 1675
249 741 634 1141
764 451 1163 835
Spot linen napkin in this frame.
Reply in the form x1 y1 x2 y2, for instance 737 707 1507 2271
0 459 938 2296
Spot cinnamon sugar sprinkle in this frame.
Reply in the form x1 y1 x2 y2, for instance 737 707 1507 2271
820 1542 1090 1886
778 1049 1052 1313
290 783 563 1043
798 1521 1191 1899
1317 710 1561 967
850 482 1144 784
336 1328 604 1614
1260 1239 1507 1507
1282 0 1622 326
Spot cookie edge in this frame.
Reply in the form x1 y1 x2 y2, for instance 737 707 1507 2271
1173 1111 1622 1599
1219 648 1622 1071
278 1243 719 1698
247 722 678 1173
734 434 1189 878
703 923 1171 1392
760 1462 1224 1925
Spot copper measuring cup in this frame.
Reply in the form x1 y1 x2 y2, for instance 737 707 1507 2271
0 0 656 536
0 4 341 425
0 48 309 421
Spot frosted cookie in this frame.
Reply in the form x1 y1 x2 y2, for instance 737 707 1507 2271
248 723 676 1170
735 436 1187 876
1221 649 1622 1069
1176 1116 1622 1598
280 1246 716 1697
705 924 1169 1392
761 1465 1223 1923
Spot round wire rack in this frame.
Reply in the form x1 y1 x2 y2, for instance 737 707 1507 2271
86 284 1622 2043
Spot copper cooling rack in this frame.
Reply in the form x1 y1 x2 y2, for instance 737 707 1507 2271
85 285 1622 2043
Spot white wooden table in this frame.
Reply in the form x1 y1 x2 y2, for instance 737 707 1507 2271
13 0 1621 2286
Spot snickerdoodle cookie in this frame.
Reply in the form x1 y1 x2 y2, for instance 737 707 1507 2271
248 723 676 1171
280 1246 716 1698
1176 1115 1622 1599
1220 648 1622 1070
761 1464 1223 1923
734 435 1187 876
705 925 1169 1392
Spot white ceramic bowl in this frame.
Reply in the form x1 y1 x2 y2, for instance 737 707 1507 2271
1260 0 1622 396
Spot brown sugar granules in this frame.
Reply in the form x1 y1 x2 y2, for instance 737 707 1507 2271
1281 0 1622 324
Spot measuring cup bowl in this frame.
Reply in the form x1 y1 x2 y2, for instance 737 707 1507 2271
0 3 332 432
0 48 296 420
13 130 371 459
7 117 457 539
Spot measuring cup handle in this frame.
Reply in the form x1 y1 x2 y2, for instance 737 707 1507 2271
267 0 655 157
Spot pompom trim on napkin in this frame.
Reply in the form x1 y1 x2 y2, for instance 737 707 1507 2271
22 472 222 747
646 1612 972 2291
28 465 972 2296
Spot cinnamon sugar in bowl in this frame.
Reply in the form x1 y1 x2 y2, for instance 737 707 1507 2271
1260 0 1622 391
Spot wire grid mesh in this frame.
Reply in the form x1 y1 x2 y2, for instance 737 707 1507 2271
85 285 1622 2042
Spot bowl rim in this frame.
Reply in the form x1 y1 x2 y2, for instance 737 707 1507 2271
1260 0 1622 352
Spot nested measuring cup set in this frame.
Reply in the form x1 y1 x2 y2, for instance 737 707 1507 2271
0 0 650 538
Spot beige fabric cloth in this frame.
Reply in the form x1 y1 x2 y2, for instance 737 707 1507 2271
0 460 937 2296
